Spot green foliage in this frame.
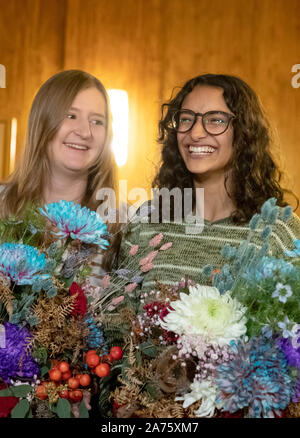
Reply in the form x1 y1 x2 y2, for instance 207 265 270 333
103 322 130 347
11 399 31 418
0 384 32 398
0 203 47 247
98 366 121 418
139 339 158 358
55 398 72 418
79 400 89 418
232 274 300 337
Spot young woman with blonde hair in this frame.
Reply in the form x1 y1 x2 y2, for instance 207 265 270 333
1 69 120 278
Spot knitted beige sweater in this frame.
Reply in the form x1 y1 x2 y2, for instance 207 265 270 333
116 212 300 293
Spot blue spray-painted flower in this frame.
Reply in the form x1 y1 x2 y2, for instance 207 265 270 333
0 322 40 383
85 316 109 352
285 239 300 258
272 283 293 303
40 201 109 249
215 337 292 418
0 242 50 285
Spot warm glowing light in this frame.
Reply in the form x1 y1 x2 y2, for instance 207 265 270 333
107 89 128 167
9 117 17 173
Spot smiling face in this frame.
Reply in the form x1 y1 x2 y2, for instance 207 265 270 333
47 87 107 177
177 85 234 185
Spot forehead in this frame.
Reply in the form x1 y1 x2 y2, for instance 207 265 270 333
71 87 106 112
181 85 230 113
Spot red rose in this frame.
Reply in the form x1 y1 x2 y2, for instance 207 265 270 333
70 282 87 317
0 382 19 418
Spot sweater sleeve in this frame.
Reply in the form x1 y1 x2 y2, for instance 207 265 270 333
269 212 300 257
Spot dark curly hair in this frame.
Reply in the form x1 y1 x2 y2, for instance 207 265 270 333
153 73 298 224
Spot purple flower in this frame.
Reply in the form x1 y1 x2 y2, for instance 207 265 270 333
0 323 39 383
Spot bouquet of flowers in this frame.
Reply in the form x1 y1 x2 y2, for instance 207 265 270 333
0 200 125 418
104 199 300 418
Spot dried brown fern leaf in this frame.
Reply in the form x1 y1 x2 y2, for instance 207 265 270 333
185 399 203 418
0 278 14 318
33 292 76 327
124 367 144 386
135 394 185 418
32 292 87 356
286 401 300 418
154 280 179 302
18 336 35 371
127 336 137 366
111 382 141 406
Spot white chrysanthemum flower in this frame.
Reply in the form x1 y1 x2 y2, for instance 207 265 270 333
175 378 219 417
160 284 247 346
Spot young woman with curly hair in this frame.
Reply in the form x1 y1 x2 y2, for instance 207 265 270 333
0 70 120 280
117 74 300 292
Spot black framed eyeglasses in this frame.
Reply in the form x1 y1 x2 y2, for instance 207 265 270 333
171 109 235 135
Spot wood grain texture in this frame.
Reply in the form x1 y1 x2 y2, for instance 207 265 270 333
0 0 299 212
0 0 66 178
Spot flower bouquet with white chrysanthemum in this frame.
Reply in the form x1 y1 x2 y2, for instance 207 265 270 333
106 199 300 418
0 201 118 418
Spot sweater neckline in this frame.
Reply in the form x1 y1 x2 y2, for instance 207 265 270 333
204 216 233 225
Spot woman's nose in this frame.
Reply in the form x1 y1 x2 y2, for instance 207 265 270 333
190 117 207 140
73 118 92 138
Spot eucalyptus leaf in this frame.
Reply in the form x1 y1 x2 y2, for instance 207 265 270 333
41 365 50 376
46 286 58 298
56 398 71 418
11 399 30 418
79 400 89 418
139 340 158 358
0 387 13 397
10 384 32 398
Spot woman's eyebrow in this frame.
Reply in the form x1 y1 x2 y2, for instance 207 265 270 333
69 106 106 118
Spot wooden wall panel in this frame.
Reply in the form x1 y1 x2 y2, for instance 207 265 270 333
0 0 299 212
0 0 66 178
159 0 300 208
63 0 162 204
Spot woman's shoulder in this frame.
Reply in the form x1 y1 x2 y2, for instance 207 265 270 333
269 211 300 257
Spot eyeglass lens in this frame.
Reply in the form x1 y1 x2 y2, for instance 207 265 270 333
173 110 232 135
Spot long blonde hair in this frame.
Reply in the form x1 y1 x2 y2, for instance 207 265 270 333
1 69 116 217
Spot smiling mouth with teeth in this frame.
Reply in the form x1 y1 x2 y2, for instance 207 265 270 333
64 143 89 151
188 145 216 155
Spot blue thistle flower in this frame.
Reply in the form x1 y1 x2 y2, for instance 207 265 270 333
202 264 213 278
40 200 109 249
0 242 50 285
285 239 300 258
261 226 272 240
215 337 292 417
249 213 261 230
281 206 293 222
260 201 273 221
268 206 279 224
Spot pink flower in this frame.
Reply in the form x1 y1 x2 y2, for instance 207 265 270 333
111 296 125 306
139 250 158 266
140 262 154 273
159 242 173 251
149 233 163 247
100 274 111 288
108 295 125 311
129 245 139 256
125 283 138 293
